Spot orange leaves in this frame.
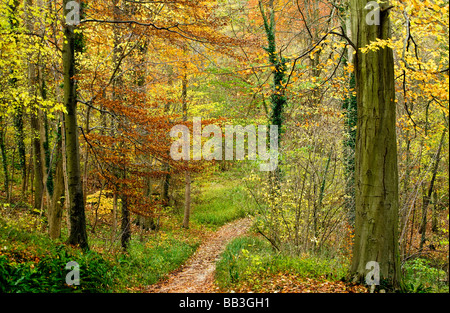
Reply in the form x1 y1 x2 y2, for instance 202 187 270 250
219 271 368 293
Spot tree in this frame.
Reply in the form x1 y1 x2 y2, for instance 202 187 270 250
63 0 89 250
48 122 65 239
259 0 287 180
349 0 401 288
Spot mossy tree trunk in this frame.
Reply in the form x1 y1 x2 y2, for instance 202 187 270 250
63 0 88 250
49 124 64 239
259 0 286 182
349 0 401 289
0 117 9 202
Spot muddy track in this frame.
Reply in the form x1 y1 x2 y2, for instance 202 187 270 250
146 217 252 293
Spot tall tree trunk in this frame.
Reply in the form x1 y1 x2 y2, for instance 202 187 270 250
25 0 44 212
111 193 117 244
7 0 26 199
49 124 64 239
342 73 357 224
0 117 9 202
14 106 26 199
121 192 131 250
60 113 71 229
31 111 44 211
83 106 91 206
183 171 191 229
349 0 401 288
63 0 88 250
181 70 191 229
259 0 286 181
419 129 446 249
161 67 173 207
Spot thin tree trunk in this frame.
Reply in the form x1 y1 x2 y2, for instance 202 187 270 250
431 190 438 233
181 69 191 229
259 0 286 181
30 95 44 213
61 113 70 230
14 106 26 199
183 170 191 229
63 0 88 250
83 106 91 205
7 0 26 199
121 193 131 250
0 117 9 202
25 0 44 212
49 126 64 239
112 193 117 244
419 129 446 249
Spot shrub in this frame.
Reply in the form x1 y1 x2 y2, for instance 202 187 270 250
215 235 348 290
402 258 448 293
0 245 115 293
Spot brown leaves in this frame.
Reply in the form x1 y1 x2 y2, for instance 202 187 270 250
218 272 368 293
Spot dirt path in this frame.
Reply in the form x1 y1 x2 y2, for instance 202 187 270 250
146 217 252 293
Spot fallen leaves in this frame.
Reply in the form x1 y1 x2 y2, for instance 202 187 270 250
217 272 368 293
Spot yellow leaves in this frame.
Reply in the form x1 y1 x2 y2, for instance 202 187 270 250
360 38 393 54
87 190 119 216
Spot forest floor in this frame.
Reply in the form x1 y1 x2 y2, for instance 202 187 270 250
145 217 252 293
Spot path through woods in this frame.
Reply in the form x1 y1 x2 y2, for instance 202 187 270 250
146 217 252 293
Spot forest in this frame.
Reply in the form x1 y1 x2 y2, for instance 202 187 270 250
0 0 448 295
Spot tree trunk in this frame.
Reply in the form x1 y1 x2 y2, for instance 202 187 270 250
30 89 44 213
259 0 285 180
121 193 131 250
419 129 446 249
183 170 191 229
63 0 88 250
61 113 71 230
342 73 357 224
7 0 26 199
349 0 401 289
161 68 173 207
112 193 117 244
25 0 44 212
49 125 64 239
181 70 191 229
0 117 9 202
14 106 26 199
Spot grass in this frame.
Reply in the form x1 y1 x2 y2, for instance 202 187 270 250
215 235 349 291
114 238 198 290
0 209 200 292
191 182 252 228
0 213 115 293
0 167 258 292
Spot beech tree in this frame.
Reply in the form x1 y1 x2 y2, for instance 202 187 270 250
63 0 89 250
349 0 401 288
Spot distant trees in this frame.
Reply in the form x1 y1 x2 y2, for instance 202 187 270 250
0 0 447 288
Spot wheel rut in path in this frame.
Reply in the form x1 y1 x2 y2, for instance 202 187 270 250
146 217 252 293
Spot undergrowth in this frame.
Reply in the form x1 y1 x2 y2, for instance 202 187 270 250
215 235 349 292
